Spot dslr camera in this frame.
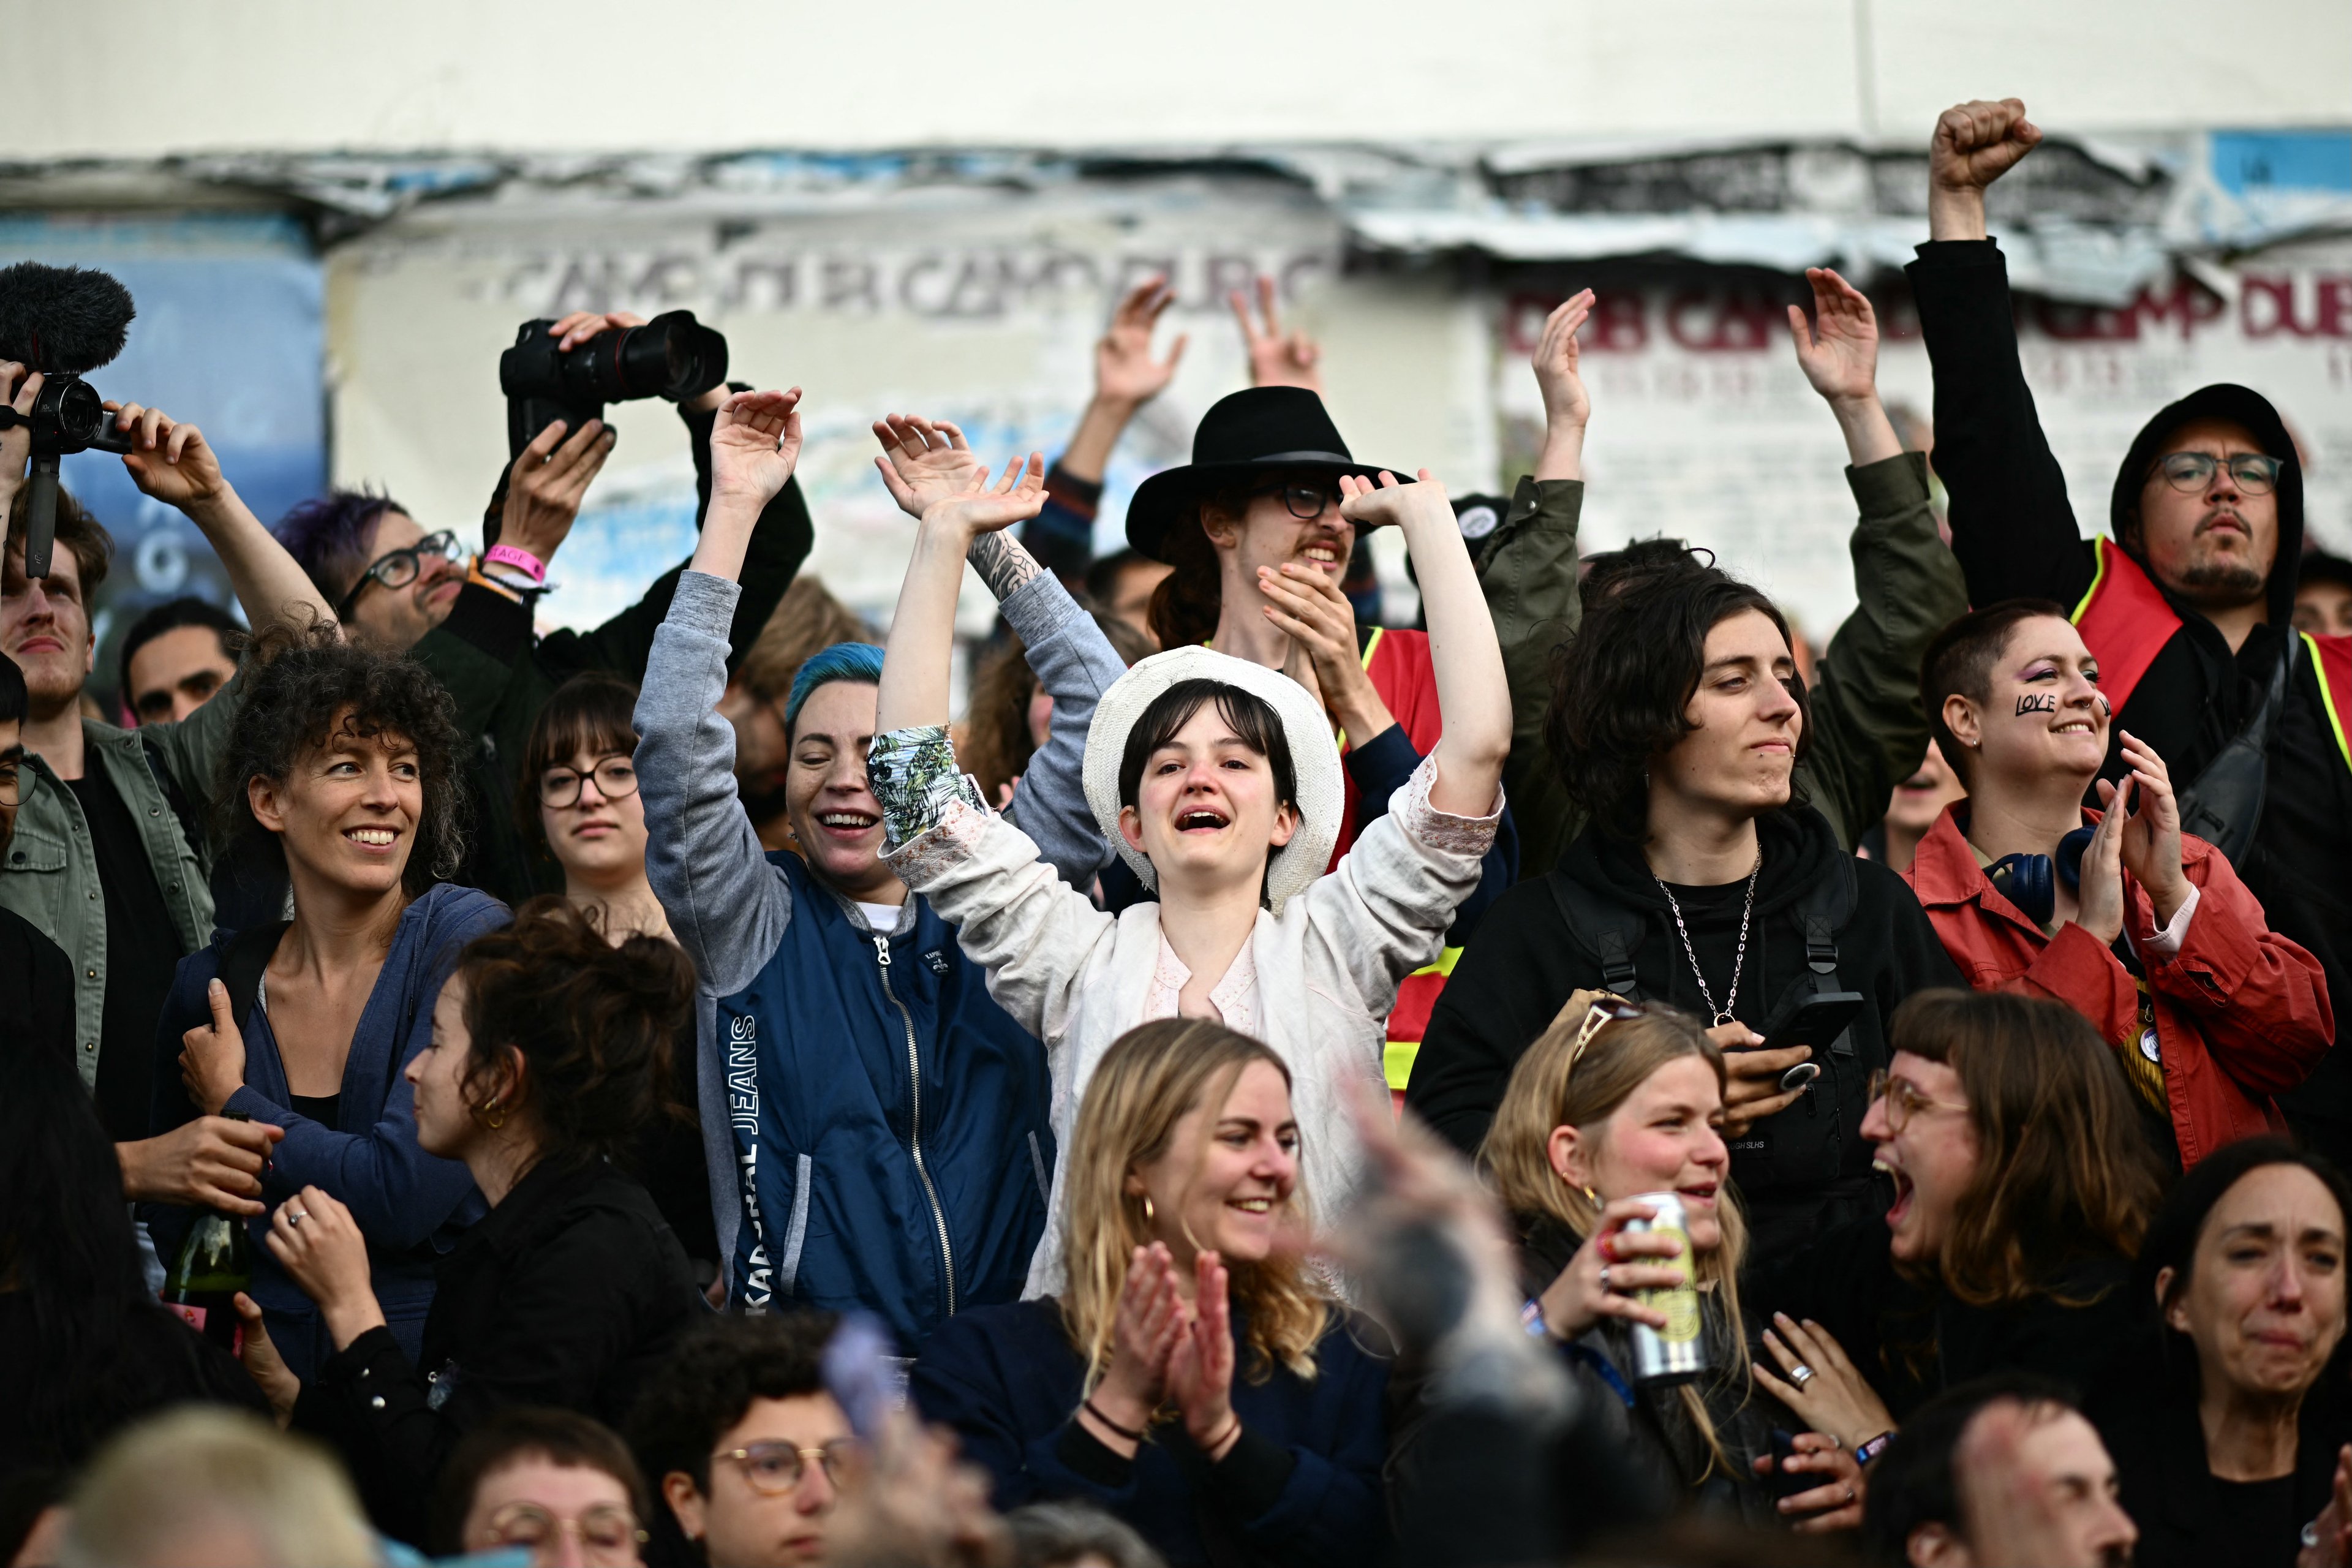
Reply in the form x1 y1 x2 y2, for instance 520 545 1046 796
497 311 728 459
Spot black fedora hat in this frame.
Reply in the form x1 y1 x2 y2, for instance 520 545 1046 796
1125 386 1413 562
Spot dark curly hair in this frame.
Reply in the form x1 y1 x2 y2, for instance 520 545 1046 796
627 1312 838 1493
1544 553 1809 843
453 897 695 1166
214 618 469 895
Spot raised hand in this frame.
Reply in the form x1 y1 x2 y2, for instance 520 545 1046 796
178 978 247 1118
872 414 989 520
1097 277 1188 407
708 388 805 508
2103 730 2190 927
919 452 1048 540
1929 98 2042 241
1165 1250 1241 1458
0 362 38 522
1788 268 1879 406
1531 290 1594 482
1336 468 1447 535
549 309 646 351
499 412 614 566
1533 1195 1687 1338
1230 276 1322 393
109 402 229 516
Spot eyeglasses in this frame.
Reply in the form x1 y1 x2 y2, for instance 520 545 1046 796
540 755 639 808
336 530 464 619
1866 1069 1969 1133
712 1438 858 1496
480 1501 647 1564
0 752 19 809
1249 481 1344 522
2154 451 2282 496
1564 995 1646 1077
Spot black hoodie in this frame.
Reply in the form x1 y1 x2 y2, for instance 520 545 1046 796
1408 807 1960 1261
1908 238 2351 1140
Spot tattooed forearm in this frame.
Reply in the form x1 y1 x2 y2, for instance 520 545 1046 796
967 530 1045 601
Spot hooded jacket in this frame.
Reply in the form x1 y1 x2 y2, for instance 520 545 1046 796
636 573 1054 1351
1909 238 2351 1130
1407 807 1961 1259
1903 804 2331 1167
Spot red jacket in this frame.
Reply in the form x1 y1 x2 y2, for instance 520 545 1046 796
1902 804 2334 1167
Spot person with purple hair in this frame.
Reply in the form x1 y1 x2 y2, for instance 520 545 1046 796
273 312 813 905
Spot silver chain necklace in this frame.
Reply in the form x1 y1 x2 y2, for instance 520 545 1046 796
1654 851 1762 1027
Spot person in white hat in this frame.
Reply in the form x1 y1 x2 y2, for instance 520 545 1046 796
865 448 1510 1296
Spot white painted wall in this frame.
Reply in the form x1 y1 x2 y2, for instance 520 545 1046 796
19 0 2351 158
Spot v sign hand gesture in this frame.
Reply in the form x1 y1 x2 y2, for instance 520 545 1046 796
1231 276 1323 393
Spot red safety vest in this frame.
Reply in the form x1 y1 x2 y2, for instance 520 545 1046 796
1322 627 1459 1092
2070 534 2352 772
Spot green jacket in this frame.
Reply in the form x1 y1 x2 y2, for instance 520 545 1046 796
1482 451 1964 875
417 458 815 908
0 679 241 1087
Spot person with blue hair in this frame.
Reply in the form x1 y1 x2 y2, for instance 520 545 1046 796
634 385 1090 1350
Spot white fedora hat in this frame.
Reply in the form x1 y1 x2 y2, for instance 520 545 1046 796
1081 644 1344 911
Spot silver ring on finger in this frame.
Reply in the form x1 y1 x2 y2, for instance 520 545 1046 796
1789 1363 1817 1387
288 1210 308 1227
1597 1264 1612 1292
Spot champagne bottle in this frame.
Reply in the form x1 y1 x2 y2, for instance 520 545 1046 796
162 1115 255 1357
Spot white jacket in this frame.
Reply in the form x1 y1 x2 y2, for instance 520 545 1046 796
883 753 1501 1297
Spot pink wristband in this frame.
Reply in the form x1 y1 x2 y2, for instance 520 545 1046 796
484 544 546 584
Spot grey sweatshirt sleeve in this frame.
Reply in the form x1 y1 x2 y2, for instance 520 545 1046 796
998 573 1125 889
636 571 796 994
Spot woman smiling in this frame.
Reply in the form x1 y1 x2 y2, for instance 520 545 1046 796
911 1020 1389 1568
149 624 507 1381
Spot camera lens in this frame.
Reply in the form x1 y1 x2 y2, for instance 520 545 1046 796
51 377 111 443
616 311 726 403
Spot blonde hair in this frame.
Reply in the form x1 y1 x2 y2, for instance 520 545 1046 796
1480 997 1753 1479
59 1408 378 1568
1062 1019 1331 1390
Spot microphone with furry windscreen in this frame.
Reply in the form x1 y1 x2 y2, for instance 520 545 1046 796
0 262 138 580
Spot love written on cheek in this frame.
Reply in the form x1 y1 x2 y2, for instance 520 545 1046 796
2015 693 2059 716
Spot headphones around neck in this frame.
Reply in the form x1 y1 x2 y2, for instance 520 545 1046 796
1985 826 2098 927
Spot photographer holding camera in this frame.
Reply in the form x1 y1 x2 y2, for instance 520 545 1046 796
0 357 337 1220
274 310 814 907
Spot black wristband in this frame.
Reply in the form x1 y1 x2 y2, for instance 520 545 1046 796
1082 1397 1145 1443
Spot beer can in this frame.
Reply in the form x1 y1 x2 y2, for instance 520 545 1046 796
1621 1191 1708 1386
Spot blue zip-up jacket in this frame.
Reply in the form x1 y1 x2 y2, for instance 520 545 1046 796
637 572 1055 1349
146 882 508 1382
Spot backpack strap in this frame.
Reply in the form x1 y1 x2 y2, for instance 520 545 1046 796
1790 856 1858 1055
1545 872 1648 1001
217 920 291 1032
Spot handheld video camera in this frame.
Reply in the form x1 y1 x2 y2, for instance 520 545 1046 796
497 311 728 459
0 262 138 580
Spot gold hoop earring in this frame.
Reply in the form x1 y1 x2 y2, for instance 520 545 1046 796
1141 1194 1156 1225
473 1095 507 1131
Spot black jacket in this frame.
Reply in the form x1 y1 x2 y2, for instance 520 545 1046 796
1749 1215 2136 1422
2090 1338 2349 1568
0 1294 268 1482
0 906 72 1068
1408 807 1961 1257
293 1155 702 1544
1907 238 2351 1134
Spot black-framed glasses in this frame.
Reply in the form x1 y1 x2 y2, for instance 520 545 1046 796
539 755 639 808
1866 1069 1968 1134
1249 481 1343 521
480 1501 647 1562
0 751 20 809
336 530 463 619
2155 451 2281 496
712 1438 858 1496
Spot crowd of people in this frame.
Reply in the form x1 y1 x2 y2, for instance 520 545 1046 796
7 96 2352 1568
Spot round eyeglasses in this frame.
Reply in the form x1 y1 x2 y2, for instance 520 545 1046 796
712 1438 859 1496
480 1501 646 1564
336 530 464 619
539 755 639 809
1866 1069 1969 1133
2155 451 2281 496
